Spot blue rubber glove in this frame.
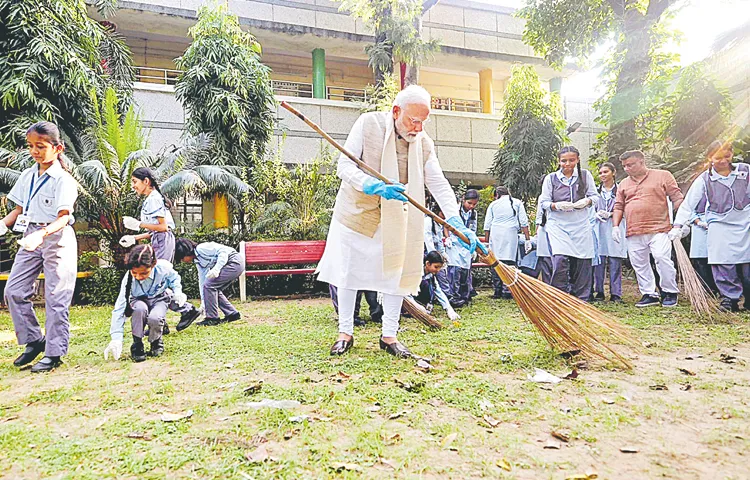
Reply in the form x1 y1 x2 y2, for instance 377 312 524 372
446 216 488 254
362 177 408 202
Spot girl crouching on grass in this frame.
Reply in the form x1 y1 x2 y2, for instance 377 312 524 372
174 239 243 326
104 245 190 362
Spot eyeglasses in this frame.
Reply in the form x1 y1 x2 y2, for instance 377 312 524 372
407 116 431 127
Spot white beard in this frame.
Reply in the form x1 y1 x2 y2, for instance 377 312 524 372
395 118 419 143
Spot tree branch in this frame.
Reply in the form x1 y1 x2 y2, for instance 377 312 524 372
605 0 626 17
647 0 677 19
422 0 439 15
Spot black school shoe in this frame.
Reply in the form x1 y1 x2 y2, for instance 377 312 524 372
610 295 623 303
224 311 241 323
30 356 62 373
13 337 46 367
661 293 678 308
354 317 366 327
592 292 605 302
131 336 147 362
635 294 661 307
719 297 740 313
177 306 203 331
197 317 223 326
330 337 353 355
149 338 164 357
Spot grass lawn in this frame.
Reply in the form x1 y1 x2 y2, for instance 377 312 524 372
1 282 749 479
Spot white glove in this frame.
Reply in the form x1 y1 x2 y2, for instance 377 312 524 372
696 220 708 230
0 222 7 236
206 267 221 279
524 241 533 254
553 201 575 212
447 307 460 321
612 226 622 244
173 292 187 307
104 339 123 361
572 198 591 210
681 224 691 238
119 235 136 248
596 210 611 221
443 237 454 248
123 216 142 231
667 226 683 241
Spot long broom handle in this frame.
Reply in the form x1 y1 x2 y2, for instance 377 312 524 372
280 101 480 253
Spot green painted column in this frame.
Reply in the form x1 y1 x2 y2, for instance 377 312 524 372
312 48 326 99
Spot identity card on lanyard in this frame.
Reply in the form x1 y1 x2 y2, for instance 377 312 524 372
14 173 50 233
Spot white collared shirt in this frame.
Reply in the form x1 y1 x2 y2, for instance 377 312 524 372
7 161 78 223
140 190 175 229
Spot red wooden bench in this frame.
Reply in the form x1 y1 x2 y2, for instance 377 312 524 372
237 238 491 302
238 240 326 301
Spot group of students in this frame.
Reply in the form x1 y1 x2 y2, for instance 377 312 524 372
3 122 245 373
416 141 750 317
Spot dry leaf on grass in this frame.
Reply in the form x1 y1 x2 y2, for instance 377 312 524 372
719 353 739 364
125 432 152 441
384 433 401 445
620 446 639 453
497 459 512 471
442 432 459 450
388 411 409 420
680 384 692 391
483 415 501 428
245 445 269 463
685 353 703 360
330 463 363 473
160 410 193 422
649 384 668 391
0 416 19 424
678 368 696 376
564 369 579 380
544 439 562 449
243 381 263 395
416 359 433 372
551 431 570 443
528 368 562 384
602 398 615 405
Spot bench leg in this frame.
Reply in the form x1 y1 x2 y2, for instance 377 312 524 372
239 272 247 302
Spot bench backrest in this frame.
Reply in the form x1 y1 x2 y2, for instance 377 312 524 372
243 240 326 266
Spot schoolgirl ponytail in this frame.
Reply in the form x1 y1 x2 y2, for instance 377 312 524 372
132 167 172 208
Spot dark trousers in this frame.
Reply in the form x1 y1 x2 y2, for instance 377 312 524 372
491 260 516 297
551 255 593 301
329 285 383 321
691 258 718 294
536 256 553 284
447 265 471 308
593 257 623 298
711 263 750 300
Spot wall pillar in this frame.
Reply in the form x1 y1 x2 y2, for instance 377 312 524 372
479 68 494 114
550 77 563 93
312 48 326 99
213 193 229 229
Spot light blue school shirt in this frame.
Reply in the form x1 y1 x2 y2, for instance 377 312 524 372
483 196 528 261
445 207 477 268
141 190 175 229
110 259 184 341
423 216 446 254
7 161 78 223
193 242 238 304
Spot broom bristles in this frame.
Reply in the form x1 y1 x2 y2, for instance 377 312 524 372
480 251 636 369
402 296 444 330
672 239 721 320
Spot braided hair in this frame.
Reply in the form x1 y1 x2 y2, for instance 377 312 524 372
558 146 586 200
132 167 172 208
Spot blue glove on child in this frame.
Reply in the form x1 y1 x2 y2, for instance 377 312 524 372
446 216 488 254
362 177 408 202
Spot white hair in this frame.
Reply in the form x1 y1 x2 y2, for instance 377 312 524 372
393 85 431 108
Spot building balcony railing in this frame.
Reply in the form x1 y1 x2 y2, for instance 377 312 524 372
135 67 488 114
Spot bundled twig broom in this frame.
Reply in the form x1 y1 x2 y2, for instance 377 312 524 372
281 101 636 368
402 296 444 329
672 239 721 320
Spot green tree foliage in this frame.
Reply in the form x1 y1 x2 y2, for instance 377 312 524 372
519 0 678 164
489 66 567 203
339 0 439 85
0 0 133 150
174 2 275 167
650 63 733 182
247 145 340 240
360 72 400 113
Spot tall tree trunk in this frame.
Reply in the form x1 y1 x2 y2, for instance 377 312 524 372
403 17 422 87
606 0 675 172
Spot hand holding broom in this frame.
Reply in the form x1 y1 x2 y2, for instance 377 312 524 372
281 101 636 368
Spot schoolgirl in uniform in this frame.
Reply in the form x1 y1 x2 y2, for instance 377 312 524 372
592 162 627 302
483 186 531 298
120 167 201 330
534 197 553 283
104 245 189 362
174 238 244 326
409 251 460 320
445 189 479 307
2 122 79 372
538 146 599 300
674 140 750 312
423 202 452 297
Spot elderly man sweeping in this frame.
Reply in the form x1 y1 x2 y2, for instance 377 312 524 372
316 85 484 358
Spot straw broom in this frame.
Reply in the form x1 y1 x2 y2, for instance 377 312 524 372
672 238 721 320
281 101 636 368
402 296 444 329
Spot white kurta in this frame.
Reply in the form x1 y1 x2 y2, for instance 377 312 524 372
534 201 551 258
316 116 460 295
675 171 750 265
538 170 599 259
484 196 528 262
